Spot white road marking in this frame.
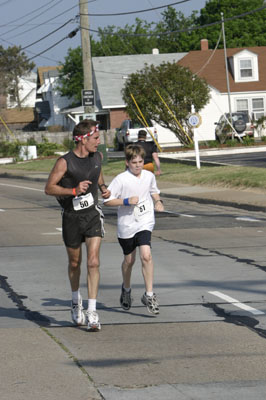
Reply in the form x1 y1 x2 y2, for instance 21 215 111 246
0 209 5 212
208 291 264 315
42 227 62 235
236 217 262 222
0 182 43 192
163 210 196 218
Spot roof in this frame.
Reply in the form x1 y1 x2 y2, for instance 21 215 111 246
37 66 61 87
0 108 36 124
177 46 266 93
92 53 187 108
36 53 187 110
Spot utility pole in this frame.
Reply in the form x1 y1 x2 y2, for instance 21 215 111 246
79 0 95 116
221 12 233 140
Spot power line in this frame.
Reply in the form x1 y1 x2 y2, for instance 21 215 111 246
80 0 192 17
0 0 58 28
27 28 79 61
1 0 64 37
80 4 266 37
21 18 74 50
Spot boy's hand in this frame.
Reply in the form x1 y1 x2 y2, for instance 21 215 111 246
129 196 139 205
155 200 164 212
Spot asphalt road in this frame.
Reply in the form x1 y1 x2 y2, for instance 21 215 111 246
190 150 266 168
2 177 266 399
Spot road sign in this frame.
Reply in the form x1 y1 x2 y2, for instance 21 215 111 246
188 113 202 128
82 89 95 107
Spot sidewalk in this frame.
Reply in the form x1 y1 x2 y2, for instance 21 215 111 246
1 165 266 212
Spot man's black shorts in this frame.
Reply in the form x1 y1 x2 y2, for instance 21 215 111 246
62 205 104 248
118 230 151 255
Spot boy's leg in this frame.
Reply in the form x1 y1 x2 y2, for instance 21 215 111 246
139 245 159 315
121 249 136 288
139 245 153 293
120 250 136 310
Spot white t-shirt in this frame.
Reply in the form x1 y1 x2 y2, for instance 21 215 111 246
104 169 160 238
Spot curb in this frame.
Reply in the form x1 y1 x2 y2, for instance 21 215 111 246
1 171 264 213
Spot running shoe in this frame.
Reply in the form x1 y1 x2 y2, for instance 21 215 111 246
120 284 133 310
71 298 86 326
141 293 159 315
87 311 101 332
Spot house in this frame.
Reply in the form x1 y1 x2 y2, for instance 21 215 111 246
7 71 37 109
177 40 266 140
36 51 187 146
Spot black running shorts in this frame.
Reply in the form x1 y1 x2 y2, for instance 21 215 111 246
62 205 104 248
118 230 152 255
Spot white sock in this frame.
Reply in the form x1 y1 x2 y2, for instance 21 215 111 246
72 289 81 304
123 285 131 292
146 291 153 297
88 299 96 312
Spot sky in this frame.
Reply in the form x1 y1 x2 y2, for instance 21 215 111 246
0 0 207 68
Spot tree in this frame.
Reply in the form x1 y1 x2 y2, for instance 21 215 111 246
58 47 83 104
0 45 35 109
91 18 158 57
195 0 266 49
122 62 210 145
155 7 200 53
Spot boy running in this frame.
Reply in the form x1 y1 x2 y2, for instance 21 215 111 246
104 144 164 315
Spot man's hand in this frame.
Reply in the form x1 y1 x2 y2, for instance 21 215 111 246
77 180 92 195
101 187 111 199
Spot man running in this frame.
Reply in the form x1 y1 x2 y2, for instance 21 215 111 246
45 119 110 331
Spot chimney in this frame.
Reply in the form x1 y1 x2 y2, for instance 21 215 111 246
152 48 159 55
201 39 209 51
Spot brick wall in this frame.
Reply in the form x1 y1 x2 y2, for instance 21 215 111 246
110 108 129 129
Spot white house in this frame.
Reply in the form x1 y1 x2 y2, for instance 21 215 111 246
7 70 37 108
178 41 266 141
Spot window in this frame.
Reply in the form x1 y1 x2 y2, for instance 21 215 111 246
240 59 253 78
233 51 258 83
235 97 265 121
236 99 248 113
252 98 264 120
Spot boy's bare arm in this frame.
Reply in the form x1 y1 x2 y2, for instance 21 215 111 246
104 196 139 207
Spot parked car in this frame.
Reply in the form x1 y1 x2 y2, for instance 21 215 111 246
215 112 254 143
115 119 158 150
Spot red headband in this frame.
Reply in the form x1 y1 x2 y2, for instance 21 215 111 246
73 124 99 141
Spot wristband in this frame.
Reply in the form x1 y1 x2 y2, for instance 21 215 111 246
155 199 163 204
72 187 77 196
123 198 130 206
100 184 107 188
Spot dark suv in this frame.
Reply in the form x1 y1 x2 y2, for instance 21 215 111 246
215 112 254 143
116 119 158 150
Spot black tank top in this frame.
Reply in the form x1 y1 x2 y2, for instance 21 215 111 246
57 150 102 212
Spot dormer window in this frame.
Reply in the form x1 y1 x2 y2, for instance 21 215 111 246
239 59 253 78
233 50 259 83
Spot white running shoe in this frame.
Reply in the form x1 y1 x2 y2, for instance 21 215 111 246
71 298 86 326
141 293 160 315
87 311 101 332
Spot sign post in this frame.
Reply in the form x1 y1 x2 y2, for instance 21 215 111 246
82 89 95 107
188 110 202 170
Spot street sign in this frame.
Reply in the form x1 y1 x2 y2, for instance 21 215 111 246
82 89 95 107
188 113 202 128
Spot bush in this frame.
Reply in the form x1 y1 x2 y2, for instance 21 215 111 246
242 136 254 146
0 141 21 158
63 138 74 151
